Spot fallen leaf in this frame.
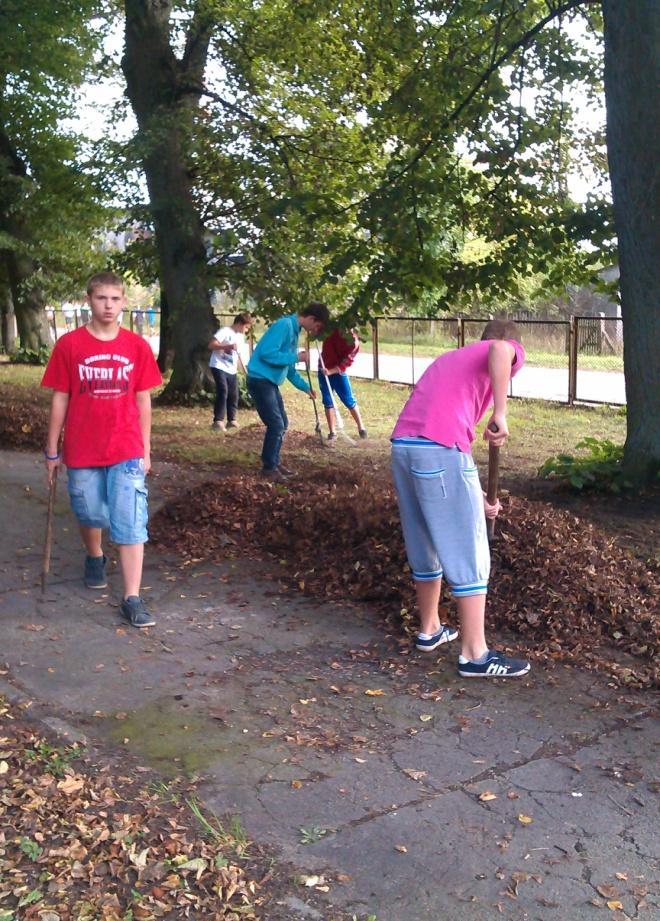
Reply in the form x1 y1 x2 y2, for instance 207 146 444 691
597 885 620 899
606 901 624 911
364 689 385 697
403 769 427 781
419 714 433 722
517 814 533 825
57 775 84 795
479 791 497 802
0 761 8 774
394 844 407 853
301 874 324 887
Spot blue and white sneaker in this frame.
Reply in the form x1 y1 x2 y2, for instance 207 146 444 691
415 625 459 652
458 650 530 678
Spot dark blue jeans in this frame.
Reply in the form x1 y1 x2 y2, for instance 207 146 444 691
247 375 288 470
211 367 238 422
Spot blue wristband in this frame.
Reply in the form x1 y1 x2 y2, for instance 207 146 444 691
44 451 60 461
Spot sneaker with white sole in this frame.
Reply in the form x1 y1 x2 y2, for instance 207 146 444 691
120 596 156 628
84 554 107 589
458 650 530 678
415 625 459 651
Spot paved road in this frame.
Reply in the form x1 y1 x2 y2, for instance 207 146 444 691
1 450 656 921
343 351 626 405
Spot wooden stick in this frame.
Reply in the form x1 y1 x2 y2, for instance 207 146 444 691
304 335 325 445
486 441 500 542
41 468 58 594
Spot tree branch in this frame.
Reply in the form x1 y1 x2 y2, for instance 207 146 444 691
335 0 601 215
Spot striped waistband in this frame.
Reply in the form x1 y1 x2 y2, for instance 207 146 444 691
392 437 441 447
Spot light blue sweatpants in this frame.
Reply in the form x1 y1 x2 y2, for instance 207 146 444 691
391 437 489 596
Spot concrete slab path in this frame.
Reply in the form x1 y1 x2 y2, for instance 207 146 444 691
0 450 657 920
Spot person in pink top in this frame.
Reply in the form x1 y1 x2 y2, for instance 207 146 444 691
41 272 162 629
390 318 530 679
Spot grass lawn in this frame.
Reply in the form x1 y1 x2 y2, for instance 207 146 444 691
4 359 654 560
1 359 626 479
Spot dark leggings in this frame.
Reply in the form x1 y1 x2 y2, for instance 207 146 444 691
211 368 238 422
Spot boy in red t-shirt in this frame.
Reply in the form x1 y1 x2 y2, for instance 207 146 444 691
41 272 162 628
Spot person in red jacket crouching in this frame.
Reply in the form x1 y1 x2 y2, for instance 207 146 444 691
317 327 367 441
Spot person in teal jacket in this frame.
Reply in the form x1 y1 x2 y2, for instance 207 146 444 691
247 302 329 480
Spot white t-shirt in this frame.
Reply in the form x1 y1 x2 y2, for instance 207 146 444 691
209 326 245 374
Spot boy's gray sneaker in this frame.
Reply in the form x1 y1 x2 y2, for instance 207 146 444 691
84 554 108 589
120 596 156 628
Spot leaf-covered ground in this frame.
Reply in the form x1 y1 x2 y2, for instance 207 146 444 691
1 379 656 688
150 439 659 689
0 697 265 921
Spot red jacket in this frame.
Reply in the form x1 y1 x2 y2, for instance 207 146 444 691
320 329 360 373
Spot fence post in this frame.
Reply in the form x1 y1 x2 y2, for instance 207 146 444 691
568 316 577 405
372 319 379 380
411 319 416 386
457 317 465 348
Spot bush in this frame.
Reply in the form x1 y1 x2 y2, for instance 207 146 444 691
538 437 632 493
237 373 254 409
9 345 51 366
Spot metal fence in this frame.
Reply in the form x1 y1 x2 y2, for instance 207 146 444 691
45 309 626 406
363 315 625 406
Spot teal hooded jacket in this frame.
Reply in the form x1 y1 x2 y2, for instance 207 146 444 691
246 314 310 392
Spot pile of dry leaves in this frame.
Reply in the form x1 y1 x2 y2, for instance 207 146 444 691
0 697 259 920
0 386 49 452
151 466 658 688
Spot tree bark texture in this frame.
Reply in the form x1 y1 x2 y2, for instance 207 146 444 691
122 0 214 399
0 280 17 353
6 251 50 350
156 285 174 373
602 0 660 483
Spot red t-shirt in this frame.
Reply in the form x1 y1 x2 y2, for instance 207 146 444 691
41 326 162 468
320 329 360 372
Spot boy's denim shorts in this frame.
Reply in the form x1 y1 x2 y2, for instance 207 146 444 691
67 458 149 545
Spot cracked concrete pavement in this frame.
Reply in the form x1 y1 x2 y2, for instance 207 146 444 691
1 449 658 920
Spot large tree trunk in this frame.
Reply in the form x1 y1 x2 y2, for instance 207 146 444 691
602 0 660 484
6 251 50 351
122 0 214 400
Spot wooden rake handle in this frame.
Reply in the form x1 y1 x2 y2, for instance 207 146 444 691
41 468 58 593
486 423 500 543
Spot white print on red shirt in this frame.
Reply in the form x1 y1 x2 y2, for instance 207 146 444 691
78 353 135 396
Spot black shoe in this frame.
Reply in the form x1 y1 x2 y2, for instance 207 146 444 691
277 464 294 477
458 650 530 678
260 467 289 483
84 554 107 589
120 596 156 628
359 428 368 439
327 432 337 441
